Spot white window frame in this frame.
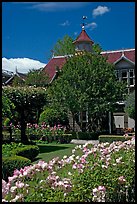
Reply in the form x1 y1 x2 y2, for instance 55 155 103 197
129 69 135 87
121 69 128 84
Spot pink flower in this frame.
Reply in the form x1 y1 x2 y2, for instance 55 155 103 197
15 181 25 188
13 169 21 176
118 176 126 184
2 180 10 198
72 163 77 169
80 157 86 164
93 187 98 194
8 175 18 183
98 186 106 192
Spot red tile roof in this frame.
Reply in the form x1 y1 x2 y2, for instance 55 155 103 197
73 29 94 44
43 49 135 82
101 49 135 64
43 57 67 82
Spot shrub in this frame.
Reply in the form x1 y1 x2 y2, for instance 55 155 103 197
2 142 26 157
39 107 68 126
2 155 31 181
71 131 104 140
15 145 39 161
99 135 132 143
3 118 11 126
2 137 135 202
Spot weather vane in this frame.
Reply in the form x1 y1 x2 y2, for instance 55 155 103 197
81 16 87 30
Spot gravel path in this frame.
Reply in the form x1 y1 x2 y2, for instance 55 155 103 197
70 139 99 145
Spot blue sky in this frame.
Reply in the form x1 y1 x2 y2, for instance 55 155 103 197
2 2 135 73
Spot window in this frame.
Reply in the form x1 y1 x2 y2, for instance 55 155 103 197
121 70 128 84
129 69 135 86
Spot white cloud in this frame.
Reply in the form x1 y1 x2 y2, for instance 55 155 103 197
60 20 70 26
26 2 91 12
2 57 46 74
85 22 97 30
92 6 110 17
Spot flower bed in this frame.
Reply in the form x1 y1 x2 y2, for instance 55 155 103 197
2 136 135 202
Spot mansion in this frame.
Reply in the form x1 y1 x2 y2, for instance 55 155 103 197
43 26 135 133
3 25 135 134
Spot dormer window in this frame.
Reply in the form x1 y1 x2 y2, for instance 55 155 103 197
121 70 128 84
129 69 135 86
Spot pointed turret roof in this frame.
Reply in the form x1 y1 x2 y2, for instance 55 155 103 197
73 29 94 44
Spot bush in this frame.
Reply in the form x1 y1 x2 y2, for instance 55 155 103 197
39 134 72 144
2 142 26 157
2 155 31 181
39 107 68 126
99 135 132 143
3 118 11 126
71 131 105 140
2 137 135 202
15 145 39 161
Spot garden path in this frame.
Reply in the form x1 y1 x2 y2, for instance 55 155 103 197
70 139 99 145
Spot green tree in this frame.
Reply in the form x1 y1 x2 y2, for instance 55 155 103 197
48 51 126 132
3 86 47 143
2 94 15 124
124 90 135 120
12 75 25 87
39 105 68 127
92 43 103 54
25 68 49 87
51 35 75 57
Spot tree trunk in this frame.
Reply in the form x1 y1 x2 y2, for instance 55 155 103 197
72 112 75 131
20 110 28 144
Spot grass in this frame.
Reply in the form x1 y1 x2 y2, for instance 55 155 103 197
33 142 76 164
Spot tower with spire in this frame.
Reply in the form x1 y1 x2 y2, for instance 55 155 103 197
73 16 94 53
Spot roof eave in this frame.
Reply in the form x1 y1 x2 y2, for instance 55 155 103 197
114 55 135 65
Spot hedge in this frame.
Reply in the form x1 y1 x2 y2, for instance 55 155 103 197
40 134 72 144
15 145 39 161
2 155 31 181
71 131 108 140
99 135 132 143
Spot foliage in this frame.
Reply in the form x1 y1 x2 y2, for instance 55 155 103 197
2 94 15 124
11 75 25 87
2 156 31 181
2 136 135 202
48 51 126 131
124 90 135 120
25 68 49 87
40 133 72 144
39 106 69 126
71 131 108 140
99 135 132 143
92 43 103 54
3 86 47 143
15 145 39 161
2 142 26 157
3 118 11 127
51 35 75 57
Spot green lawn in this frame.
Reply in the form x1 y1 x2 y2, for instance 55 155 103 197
33 142 76 164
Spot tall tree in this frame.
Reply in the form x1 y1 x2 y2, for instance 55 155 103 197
25 68 49 87
48 51 126 131
51 35 75 57
3 86 47 143
2 93 15 124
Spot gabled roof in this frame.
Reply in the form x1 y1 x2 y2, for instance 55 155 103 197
2 70 27 85
43 49 135 83
43 56 67 83
73 29 94 44
101 49 135 64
